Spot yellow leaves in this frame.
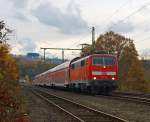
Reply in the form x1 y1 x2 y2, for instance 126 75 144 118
126 61 149 92
0 44 9 55
0 72 3 80
0 21 22 120
0 43 19 83
0 43 20 120
0 45 19 82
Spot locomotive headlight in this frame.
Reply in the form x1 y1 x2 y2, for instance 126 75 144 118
93 77 96 80
112 77 115 80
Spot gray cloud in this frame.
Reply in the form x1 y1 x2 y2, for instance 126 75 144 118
108 21 134 33
6 0 29 21
10 0 28 8
13 11 29 21
140 48 150 55
32 1 88 35
18 37 36 53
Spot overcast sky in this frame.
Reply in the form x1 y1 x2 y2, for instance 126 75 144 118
1 0 150 59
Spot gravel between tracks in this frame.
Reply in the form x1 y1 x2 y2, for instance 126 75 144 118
38 87 150 122
21 86 79 122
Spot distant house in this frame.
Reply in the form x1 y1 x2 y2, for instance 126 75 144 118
26 53 40 59
12 53 40 61
20 52 41 61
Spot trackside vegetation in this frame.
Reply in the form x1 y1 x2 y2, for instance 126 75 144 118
0 44 23 121
17 59 57 82
0 21 22 121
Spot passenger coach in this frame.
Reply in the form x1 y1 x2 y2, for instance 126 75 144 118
33 54 118 95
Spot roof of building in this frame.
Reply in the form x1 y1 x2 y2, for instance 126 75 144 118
27 53 40 57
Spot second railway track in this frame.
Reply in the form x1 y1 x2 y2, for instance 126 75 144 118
31 87 128 122
111 93 150 105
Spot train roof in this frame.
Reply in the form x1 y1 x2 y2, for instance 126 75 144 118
90 53 117 57
71 54 117 64
50 61 71 72
35 61 71 77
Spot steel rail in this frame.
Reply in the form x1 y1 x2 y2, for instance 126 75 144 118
31 90 84 122
111 94 150 105
34 88 128 122
114 91 150 98
97 92 150 106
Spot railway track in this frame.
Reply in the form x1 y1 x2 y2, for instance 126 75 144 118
31 87 128 122
36 86 150 106
98 92 150 106
114 91 150 98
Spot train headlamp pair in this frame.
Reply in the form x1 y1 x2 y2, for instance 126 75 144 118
93 77 115 80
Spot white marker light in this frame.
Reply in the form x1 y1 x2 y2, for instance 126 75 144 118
112 77 115 80
93 77 96 80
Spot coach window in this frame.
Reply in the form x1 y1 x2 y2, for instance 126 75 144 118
73 62 80 69
71 64 75 69
81 60 85 67
74 63 77 69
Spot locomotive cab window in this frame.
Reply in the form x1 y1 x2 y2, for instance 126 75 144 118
92 56 115 65
71 64 75 69
104 57 115 65
92 57 103 65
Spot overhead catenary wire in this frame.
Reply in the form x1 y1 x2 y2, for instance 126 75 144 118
102 0 130 31
133 35 150 44
129 18 150 39
106 1 150 31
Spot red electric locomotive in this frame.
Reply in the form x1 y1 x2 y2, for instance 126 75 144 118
33 53 118 95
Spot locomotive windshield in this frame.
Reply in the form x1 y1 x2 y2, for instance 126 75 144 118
92 56 115 65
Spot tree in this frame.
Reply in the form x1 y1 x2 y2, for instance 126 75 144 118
0 21 20 121
126 60 148 92
17 58 56 81
142 60 150 82
0 21 12 44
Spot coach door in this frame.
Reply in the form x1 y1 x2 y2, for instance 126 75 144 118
65 69 69 84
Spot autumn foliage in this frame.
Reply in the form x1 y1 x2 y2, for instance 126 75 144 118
17 58 56 82
0 21 21 121
0 43 21 121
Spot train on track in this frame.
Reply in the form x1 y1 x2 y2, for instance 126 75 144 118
33 53 118 95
